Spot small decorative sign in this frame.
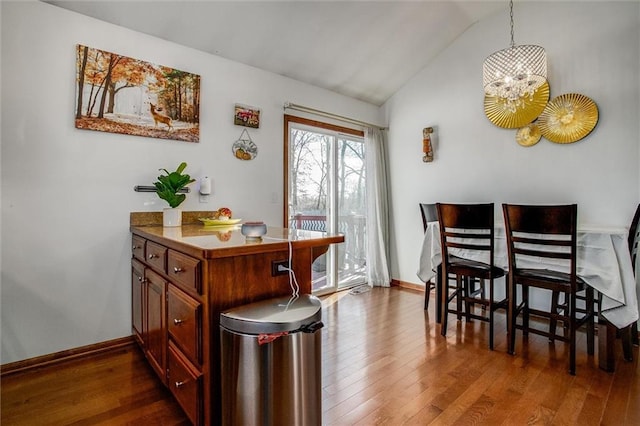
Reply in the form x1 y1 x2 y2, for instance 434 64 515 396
423 127 434 162
234 104 260 128
232 129 258 160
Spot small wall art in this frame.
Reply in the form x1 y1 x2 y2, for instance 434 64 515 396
75 44 200 143
423 127 434 162
234 104 260 128
232 128 258 160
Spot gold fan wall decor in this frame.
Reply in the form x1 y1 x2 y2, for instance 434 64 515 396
516 123 542 147
484 81 550 129
537 93 598 143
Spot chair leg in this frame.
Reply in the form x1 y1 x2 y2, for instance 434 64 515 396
508 276 516 355
523 286 529 337
463 277 472 322
440 302 448 337
479 279 486 312
440 273 450 337
435 265 442 324
598 320 617 372
487 278 495 351
586 287 595 356
456 276 463 321
621 326 634 362
550 290 559 342
569 293 577 375
424 281 431 311
489 305 495 351
632 322 639 346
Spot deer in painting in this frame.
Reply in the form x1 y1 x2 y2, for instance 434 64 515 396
150 103 173 131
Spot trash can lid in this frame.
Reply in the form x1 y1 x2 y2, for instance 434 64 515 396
220 294 322 335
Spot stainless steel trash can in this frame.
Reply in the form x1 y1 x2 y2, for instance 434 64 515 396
220 294 323 426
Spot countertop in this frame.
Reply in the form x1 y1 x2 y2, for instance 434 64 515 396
130 212 344 259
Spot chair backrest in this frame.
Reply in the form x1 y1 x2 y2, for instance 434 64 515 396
502 204 578 285
629 203 640 273
419 203 438 232
436 203 495 265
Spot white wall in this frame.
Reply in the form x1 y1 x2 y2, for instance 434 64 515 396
382 1 640 286
3 1 638 364
0 1 380 363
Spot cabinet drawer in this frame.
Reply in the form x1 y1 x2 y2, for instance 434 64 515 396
168 284 202 366
146 241 167 272
132 235 146 261
168 342 202 426
167 250 201 293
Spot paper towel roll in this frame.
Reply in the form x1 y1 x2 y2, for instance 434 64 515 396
200 176 212 195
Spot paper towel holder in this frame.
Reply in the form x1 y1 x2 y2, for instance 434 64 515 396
134 185 190 193
199 176 212 195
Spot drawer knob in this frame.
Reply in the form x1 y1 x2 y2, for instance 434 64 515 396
173 318 184 325
175 380 186 388
173 266 184 274
137 276 144 282
132 245 139 250
148 254 158 260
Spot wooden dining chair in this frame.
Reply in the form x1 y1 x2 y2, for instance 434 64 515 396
503 204 595 375
436 203 507 350
621 203 640 352
564 204 640 362
420 203 438 232
420 203 439 314
420 203 482 322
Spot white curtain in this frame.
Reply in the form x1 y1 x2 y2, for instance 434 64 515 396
364 127 390 287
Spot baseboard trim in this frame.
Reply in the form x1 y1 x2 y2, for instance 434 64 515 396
391 279 426 292
0 335 136 378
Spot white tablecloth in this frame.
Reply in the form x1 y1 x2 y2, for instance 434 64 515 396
417 222 639 329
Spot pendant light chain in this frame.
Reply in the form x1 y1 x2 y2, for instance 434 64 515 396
509 0 515 48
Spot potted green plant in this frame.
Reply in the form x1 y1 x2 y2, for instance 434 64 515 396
153 162 195 227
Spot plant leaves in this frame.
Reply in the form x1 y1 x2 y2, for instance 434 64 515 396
153 162 195 208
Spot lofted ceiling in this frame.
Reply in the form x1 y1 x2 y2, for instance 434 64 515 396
46 0 508 106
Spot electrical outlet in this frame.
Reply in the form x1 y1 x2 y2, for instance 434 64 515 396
271 260 290 276
199 194 210 203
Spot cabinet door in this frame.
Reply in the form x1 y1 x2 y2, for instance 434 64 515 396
131 259 145 346
145 269 167 384
168 284 202 366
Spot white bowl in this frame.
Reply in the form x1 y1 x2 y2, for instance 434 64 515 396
241 222 267 239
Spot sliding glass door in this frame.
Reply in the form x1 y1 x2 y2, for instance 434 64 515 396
285 116 367 295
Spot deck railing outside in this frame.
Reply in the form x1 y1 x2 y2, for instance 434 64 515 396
291 214 366 287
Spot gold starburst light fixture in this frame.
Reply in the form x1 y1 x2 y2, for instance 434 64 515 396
483 0 547 113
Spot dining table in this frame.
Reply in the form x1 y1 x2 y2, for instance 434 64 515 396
417 220 639 372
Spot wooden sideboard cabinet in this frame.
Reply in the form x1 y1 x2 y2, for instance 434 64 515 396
130 216 344 425
130 237 204 424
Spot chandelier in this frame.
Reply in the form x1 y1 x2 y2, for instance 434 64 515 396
483 0 547 111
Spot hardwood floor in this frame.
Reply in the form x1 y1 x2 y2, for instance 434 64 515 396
2 287 638 425
1 342 189 425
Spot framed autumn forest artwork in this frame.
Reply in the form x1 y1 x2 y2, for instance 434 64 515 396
75 44 200 142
